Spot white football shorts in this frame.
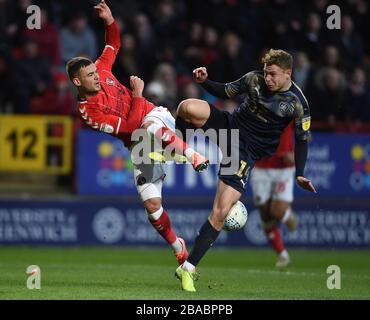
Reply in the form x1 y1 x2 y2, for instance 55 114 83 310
131 106 175 202
251 167 295 206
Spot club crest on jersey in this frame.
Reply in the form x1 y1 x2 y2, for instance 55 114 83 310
106 78 115 86
279 101 294 115
302 116 311 131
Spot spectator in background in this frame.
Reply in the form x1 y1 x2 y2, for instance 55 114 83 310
153 0 184 42
132 13 158 79
200 26 219 67
30 72 74 116
0 0 12 47
183 22 204 70
22 9 61 69
0 52 14 113
144 81 166 108
152 62 178 109
60 12 97 67
156 42 187 75
209 32 252 82
113 32 141 84
292 51 315 92
263 0 303 51
347 0 370 56
335 15 364 68
298 12 325 63
344 67 370 122
309 67 347 124
176 75 201 113
3 0 33 47
307 0 329 21
12 38 51 114
319 45 346 71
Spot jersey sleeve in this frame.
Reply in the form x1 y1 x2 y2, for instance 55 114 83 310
293 98 311 177
95 21 121 71
293 98 311 142
224 71 260 98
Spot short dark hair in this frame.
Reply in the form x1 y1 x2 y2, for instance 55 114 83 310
262 49 293 70
66 57 93 79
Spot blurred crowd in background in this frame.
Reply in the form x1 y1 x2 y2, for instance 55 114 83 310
1 0 370 131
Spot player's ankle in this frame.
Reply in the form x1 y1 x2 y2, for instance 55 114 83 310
171 238 183 253
184 148 195 160
182 260 196 272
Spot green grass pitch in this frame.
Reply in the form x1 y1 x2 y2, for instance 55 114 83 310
0 246 369 299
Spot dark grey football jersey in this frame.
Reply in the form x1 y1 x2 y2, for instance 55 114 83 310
224 71 311 160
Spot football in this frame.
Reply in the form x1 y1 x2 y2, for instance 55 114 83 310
222 201 248 232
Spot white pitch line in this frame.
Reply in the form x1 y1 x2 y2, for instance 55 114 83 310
1 263 369 280
245 268 370 280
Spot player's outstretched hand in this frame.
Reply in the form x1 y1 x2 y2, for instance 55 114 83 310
296 176 317 193
193 67 208 83
94 0 114 25
130 76 144 97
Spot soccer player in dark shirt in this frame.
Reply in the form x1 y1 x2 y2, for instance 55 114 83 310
174 49 316 291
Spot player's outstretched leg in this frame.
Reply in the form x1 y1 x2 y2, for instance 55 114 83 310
144 197 188 265
144 122 209 172
175 180 241 292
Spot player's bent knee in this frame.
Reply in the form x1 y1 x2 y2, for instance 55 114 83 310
143 198 162 214
177 98 206 120
177 99 192 118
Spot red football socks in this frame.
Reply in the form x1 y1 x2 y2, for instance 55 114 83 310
264 225 285 254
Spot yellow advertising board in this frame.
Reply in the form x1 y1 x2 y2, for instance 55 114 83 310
0 116 72 174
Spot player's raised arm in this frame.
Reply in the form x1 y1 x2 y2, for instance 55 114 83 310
193 67 256 100
193 67 229 99
94 0 120 70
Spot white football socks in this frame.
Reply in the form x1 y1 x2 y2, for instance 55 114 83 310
184 148 195 160
171 238 183 253
182 260 196 272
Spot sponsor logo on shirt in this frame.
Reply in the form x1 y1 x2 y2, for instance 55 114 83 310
100 124 114 134
302 116 311 131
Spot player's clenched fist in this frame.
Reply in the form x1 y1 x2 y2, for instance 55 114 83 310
130 76 144 97
94 0 114 25
193 67 208 83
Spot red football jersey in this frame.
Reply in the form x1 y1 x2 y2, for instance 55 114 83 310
255 122 294 169
77 21 154 148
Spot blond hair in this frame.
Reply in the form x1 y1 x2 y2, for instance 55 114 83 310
262 49 293 70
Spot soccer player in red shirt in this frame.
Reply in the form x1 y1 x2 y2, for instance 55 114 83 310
66 0 209 265
251 122 297 268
